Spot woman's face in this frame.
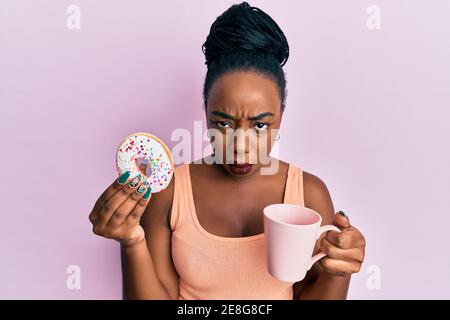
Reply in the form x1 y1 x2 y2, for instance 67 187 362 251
205 70 283 177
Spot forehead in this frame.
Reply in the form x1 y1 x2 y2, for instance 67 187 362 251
207 70 280 114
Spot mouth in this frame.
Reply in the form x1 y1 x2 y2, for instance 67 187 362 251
228 161 253 175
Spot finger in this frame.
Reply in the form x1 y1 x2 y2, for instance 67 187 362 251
106 180 150 228
95 174 144 228
103 171 134 202
139 163 148 176
326 227 366 249
320 238 365 262
334 210 351 229
89 171 131 222
122 189 152 229
320 257 362 275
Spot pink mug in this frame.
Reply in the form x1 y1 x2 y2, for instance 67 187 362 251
263 204 341 282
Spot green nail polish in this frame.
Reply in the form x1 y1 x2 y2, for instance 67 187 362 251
129 178 138 188
136 185 146 194
338 210 346 217
143 187 152 200
118 171 130 184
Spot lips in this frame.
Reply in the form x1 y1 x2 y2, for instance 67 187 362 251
228 162 253 174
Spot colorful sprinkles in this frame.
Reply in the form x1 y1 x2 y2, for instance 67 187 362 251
115 132 174 193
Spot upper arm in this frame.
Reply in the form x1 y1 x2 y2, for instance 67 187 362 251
140 176 179 299
292 170 335 299
303 171 335 225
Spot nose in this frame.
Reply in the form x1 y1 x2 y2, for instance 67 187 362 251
226 128 257 163
234 130 247 154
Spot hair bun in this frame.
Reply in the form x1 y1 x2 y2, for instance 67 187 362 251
202 1 289 67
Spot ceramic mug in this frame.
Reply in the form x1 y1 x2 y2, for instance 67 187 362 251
263 203 341 282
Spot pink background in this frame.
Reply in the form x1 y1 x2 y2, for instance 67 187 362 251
1 0 449 299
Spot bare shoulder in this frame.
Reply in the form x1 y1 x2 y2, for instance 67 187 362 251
302 170 335 225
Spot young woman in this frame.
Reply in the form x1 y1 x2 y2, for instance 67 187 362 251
89 2 366 300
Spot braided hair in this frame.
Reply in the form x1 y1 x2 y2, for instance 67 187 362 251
202 1 289 110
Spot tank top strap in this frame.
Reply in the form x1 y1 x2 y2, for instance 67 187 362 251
283 163 305 206
169 163 191 231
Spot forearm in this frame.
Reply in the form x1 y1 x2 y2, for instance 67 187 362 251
298 272 351 300
120 240 171 300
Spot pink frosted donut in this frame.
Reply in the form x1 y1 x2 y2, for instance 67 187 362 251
115 132 174 193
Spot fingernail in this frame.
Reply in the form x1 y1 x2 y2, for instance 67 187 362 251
129 175 141 188
338 210 347 217
143 187 152 200
136 185 146 194
118 171 130 184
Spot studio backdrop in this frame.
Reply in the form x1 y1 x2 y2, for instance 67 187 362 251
1 0 449 299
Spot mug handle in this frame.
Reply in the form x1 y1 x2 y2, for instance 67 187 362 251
307 225 342 270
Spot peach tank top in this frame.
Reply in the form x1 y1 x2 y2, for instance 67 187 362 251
170 163 305 300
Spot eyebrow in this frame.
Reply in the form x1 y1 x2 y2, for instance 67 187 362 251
211 111 275 121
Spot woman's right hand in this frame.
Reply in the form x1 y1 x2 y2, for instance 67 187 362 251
89 170 152 248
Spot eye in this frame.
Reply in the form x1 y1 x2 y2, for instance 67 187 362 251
215 121 232 129
254 122 269 132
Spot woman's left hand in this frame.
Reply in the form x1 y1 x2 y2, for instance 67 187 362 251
319 211 366 276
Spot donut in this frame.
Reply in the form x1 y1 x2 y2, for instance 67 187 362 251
115 132 174 193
